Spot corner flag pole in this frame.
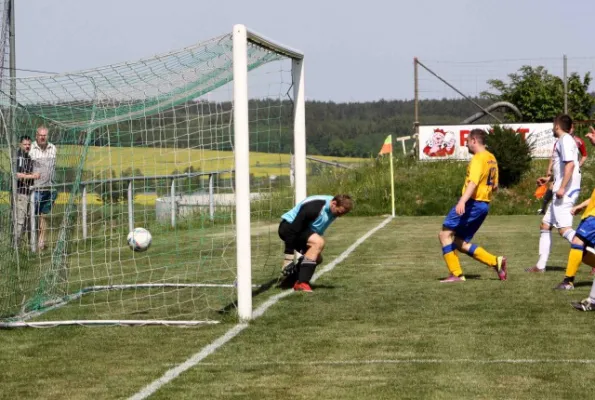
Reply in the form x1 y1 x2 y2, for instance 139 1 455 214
389 137 395 217
379 134 396 217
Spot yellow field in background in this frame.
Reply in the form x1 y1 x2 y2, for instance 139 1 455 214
0 192 159 206
53 146 366 177
0 147 365 206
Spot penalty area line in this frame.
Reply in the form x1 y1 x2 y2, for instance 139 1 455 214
195 358 595 367
128 216 393 400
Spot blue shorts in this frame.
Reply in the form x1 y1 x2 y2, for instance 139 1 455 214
576 217 595 248
34 191 57 215
442 199 489 242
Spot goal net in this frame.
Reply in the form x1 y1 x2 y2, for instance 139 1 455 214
0 24 306 327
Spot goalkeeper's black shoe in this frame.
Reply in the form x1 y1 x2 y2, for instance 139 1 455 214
277 271 299 289
571 298 595 311
281 261 298 277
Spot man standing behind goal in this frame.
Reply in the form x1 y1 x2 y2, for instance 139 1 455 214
15 135 40 245
30 126 57 251
278 194 353 292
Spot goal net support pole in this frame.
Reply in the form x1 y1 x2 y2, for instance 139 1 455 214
233 24 305 321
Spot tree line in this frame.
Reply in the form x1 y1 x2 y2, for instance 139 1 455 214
10 65 595 159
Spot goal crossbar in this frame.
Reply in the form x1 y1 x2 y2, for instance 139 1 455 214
245 28 304 60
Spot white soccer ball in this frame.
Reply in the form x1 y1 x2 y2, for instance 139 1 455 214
127 228 152 252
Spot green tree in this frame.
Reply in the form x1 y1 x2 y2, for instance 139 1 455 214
486 126 532 187
482 65 594 122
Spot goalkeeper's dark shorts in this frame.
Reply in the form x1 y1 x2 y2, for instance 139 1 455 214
278 220 314 254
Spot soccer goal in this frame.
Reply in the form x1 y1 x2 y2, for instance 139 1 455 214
0 24 306 327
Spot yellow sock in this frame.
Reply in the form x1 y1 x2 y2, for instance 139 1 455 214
470 246 497 267
442 244 463 276
565 247 584 278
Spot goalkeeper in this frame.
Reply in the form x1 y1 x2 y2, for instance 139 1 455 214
278 194 353 292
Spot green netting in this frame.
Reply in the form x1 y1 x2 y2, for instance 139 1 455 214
0 31 295 325
1 34 283 130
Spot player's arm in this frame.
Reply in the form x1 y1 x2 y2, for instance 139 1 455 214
536 157 553 186
456 181 477 215
556 161 575 197
587 127 595 146
282 200 325 245
557 137 576 197
571 198 591 215
546 157 553 177
456 159 481 215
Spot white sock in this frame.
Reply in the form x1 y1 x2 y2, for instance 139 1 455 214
536 230 551 270
589 280 595 303
562 229 576 243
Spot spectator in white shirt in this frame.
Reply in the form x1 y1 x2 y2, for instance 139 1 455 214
29 126 57 251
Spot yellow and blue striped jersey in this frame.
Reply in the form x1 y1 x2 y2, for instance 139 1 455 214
463 150 498 202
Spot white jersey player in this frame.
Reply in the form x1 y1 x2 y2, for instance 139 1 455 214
527 114 580 273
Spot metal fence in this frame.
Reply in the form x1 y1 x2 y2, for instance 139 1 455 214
26 170 232 253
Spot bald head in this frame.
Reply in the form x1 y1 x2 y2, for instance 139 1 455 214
36 126 49 149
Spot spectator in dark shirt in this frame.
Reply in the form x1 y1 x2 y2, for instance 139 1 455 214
15 136 40 244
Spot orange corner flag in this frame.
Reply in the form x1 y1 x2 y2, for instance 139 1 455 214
379 135 392 155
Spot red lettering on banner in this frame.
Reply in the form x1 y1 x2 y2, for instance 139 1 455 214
516 128 529 141
459 127 530 145
459 130 470 146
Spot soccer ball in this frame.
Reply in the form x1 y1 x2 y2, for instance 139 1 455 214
127 228 152 252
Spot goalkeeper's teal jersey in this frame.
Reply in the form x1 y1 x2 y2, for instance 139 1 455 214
281 195 335 235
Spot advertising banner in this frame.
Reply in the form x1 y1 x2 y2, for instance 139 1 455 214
418 123 555 160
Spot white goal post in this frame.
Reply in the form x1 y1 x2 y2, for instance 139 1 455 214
233 24 306 321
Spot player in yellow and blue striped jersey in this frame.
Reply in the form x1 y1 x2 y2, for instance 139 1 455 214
564 187 595 309
557 129 595 302
438 129 507 283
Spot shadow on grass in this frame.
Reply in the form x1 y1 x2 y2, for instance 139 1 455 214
437 274 482 281
310 283 337 290
217 273 340 315
274 275 338 290
276 273 297 290
217 277 280 315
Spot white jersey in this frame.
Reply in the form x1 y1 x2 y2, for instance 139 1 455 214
552 133 581 194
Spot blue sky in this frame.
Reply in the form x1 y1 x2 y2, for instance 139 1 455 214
14 0 595 102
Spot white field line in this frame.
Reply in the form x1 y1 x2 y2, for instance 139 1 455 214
129 216 394 400
195 358 595 367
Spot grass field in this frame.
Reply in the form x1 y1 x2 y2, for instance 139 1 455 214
3 215 595 399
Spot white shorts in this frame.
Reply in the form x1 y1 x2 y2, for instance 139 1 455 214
542 191 579 229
